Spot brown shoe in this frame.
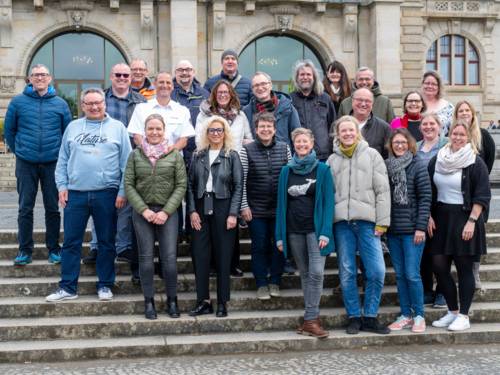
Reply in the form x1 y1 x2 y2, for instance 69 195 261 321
301 318 329 339
296 321 304 334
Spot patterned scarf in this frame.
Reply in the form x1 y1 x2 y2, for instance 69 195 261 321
255 92 279 113
385 151 413 205
141 139 169 167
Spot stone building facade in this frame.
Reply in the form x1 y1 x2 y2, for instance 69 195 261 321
0 0 499 124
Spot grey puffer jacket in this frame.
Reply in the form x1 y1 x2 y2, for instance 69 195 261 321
327 140 391 226
386 158 431 234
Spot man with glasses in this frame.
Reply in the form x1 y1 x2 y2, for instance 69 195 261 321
130 59 156 100
46 88 131 302
204 49 252 106
338 67 395 123
4 64 72 266
351 88 391 159
243 71 300 149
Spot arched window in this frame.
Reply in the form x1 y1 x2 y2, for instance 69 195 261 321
239 35 324 93
426 35 480 86
29 32 127 117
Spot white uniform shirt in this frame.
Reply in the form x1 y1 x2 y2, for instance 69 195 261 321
127 98 195 146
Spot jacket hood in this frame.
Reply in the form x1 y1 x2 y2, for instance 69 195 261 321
23 84 56 98
333 139 369 157
351 80 382 97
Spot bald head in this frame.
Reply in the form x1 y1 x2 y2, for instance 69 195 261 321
175 60 195 90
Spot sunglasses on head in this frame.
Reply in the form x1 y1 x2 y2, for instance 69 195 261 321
114 73 130 78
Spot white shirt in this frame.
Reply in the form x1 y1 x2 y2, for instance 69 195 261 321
206 149 220 192
434 169 464 204
127 98 195 146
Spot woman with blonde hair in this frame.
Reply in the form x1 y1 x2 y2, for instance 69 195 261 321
187 115 243 318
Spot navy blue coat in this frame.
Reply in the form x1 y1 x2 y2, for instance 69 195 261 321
203 70 252 107
4 84 72 163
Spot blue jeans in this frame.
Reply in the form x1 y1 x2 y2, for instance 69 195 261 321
288 232 326 320
334 220 386 318
15 158 60 255
248 218 284 288
90 202 132 255
59 189 117 294
387 234 425 317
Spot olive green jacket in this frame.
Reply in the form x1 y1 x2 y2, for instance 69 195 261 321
124 147 187 215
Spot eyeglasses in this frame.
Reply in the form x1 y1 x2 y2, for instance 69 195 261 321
406 99 422 104
216 90 230 96
252 82 270 89
131 68 146 72
353 98 372 104
83 100 104 107
392 141 408 146
175 68 193 73
31 73 49 78
423 81 438 87
207 128 224 135
113 73 130 78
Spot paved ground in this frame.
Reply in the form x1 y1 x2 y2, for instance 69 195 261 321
0 344 499 374
2 190 500 229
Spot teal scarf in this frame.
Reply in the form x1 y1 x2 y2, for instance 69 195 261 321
289 150 318 175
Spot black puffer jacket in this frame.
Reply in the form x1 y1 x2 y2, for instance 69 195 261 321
387 158 432 234
240 139 289 218
187 149 243 216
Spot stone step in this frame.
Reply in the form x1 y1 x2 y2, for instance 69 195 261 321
2 221 500 244
1 282 499 319
0 303 498 342
1 265 500 298
0 321 499 363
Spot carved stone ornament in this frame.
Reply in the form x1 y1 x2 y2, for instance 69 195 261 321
34 0 44 9
343 4 358 53
60 1 93 29
0 0 12 48
213 1 226 50
140 0 154 50
448 19 461 34
316 3 326 14
245 1 255 15
110 0 119 11
0 74 16 93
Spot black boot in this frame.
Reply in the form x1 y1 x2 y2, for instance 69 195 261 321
166 296 180 318
144 297 157 320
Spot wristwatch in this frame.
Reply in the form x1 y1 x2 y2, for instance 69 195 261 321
468 216 478 223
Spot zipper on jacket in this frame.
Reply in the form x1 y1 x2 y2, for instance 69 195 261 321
347 157 352 221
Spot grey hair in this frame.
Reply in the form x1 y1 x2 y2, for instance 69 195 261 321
131 58 148 68
154 70 172 80
80 87 105 103
252 71 272 84
293 59 324 96
30 64 50 75
356 66 375 78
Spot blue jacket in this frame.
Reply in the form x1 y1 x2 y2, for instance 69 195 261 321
4 84 72 163
275 162 335 258
172 78 210 165
204 70 252 107
243 91 301 150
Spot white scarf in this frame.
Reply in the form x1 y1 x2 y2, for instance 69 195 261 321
435 143 476 174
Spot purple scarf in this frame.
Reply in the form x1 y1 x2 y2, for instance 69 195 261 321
141 139 169 166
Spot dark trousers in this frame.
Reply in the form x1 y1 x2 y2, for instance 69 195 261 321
248 217 284 288
191 197 236 304
432 254 475 315
132 208 178 299
59 189 117 294
421 246 441 296
15 158 60 254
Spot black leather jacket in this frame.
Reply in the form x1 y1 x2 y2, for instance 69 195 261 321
187 148 243 216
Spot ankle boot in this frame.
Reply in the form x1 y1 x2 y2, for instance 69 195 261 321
166 296 180 318
301 318 329 339
144 297 157 320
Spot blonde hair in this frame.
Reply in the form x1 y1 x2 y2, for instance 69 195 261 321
197 115 235 154
453 100 482 152
333 115 364 146
448 119 478 154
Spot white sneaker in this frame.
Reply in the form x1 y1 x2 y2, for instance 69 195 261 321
98 287 113 301
432 311 458 328
448 314 470 331
46 288 78 302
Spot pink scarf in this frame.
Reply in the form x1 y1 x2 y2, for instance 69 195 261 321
141 139 169 166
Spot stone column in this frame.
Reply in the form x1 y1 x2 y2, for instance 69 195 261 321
170 0 198 69
371 0 403 96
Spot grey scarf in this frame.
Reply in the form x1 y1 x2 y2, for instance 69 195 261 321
385 151 413 205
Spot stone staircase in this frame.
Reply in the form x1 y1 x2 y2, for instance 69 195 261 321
0 225 499 363
0 154 15 192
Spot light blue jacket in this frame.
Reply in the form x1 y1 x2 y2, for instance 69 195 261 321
55 115 132 197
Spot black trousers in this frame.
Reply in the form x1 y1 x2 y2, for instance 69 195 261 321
191 197 236 304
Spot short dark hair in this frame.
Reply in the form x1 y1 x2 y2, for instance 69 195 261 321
403 90 427 114
254 112 276 128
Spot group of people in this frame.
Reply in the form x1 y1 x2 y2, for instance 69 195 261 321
3 48 493 339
